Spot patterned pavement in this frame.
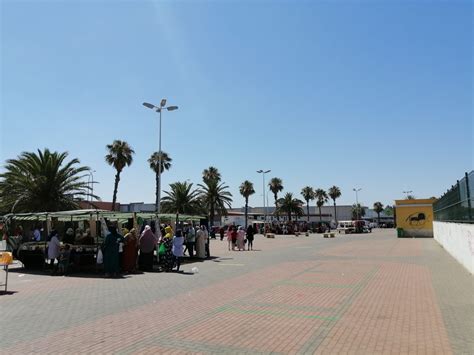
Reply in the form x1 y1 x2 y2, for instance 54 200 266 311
0 229 472 354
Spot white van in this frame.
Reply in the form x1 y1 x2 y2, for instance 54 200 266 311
336 221 354 234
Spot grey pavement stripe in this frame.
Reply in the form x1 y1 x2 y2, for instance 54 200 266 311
298 265 380 354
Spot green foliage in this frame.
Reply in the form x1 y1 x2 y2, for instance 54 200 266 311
161 181 202 215
148 151 172 174
240 180 255 227
269 177 284 202
373 202 384 214
105 140 135 210
314 188 329 208
328 186 341 202
0 149 96 212
351 203 366 220
198 177 233 225
276 193 304 222
301 186 314 204
384 205 394 216
202 166 221 185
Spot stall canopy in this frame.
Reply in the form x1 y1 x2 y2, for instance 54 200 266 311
1 210 205 222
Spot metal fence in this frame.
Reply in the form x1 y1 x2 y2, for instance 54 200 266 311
433 171 473 223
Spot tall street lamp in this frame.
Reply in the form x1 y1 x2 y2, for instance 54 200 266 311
143 100 179 227
88 170 96 206
353 188 362 220
257 169 271 233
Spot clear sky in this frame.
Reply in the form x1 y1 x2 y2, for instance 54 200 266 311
1 0 472 209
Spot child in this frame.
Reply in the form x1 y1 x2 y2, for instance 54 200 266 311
172 229 184 272
58 244 71 275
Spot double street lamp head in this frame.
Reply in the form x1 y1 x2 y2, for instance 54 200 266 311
257 169 271 174
143 101 179 112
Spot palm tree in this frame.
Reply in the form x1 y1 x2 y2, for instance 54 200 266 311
161 181 201 224
373 202 384 226
148 151 172 211
269 177 284 219
239 180 255 228
198 179 233 227
0 149 97 212
105 140 135 211
328 186 342 224
351 203 366 220
406 194 416 200
276 193 304 222
301 186 314 222
314 188 329 222
202 166 221 184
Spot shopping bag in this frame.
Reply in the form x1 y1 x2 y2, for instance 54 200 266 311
96 249 103 264
158 243 166 256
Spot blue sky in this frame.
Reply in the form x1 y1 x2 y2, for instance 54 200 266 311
1 0 472 209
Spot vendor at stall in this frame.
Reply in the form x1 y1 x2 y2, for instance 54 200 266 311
63 228 75 244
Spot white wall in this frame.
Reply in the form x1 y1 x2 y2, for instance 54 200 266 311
433 221 474 274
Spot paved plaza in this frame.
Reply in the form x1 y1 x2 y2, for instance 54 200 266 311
1 229 473 354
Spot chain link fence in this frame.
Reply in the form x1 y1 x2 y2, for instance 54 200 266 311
433 171 473 223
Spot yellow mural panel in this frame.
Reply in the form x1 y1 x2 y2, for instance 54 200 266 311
395 199 436 237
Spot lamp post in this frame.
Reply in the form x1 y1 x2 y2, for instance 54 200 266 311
87 170 96 206
143 100 179 227
257 169 271 234
403 190 413 199
353 188 362 220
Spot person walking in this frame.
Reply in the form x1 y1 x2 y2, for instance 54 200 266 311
102 223 124 277
226 225 233 251
122 228 138 273
231 226 238 251
172 229 184 272
246 225 255 251
138 225 157 271
185 224 196 258
203 226 210 258
160 226 174 272
195 226 206 259
219 226 225 241
47 229 61 273
237 226 245 251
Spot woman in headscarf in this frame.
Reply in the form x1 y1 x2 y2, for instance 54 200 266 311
237 226 246 251
159 225 174 272
246 224 255 251
195 225 206 259
122 228 138 273
102 223 124 277
47 229 61 273
138 225 157 271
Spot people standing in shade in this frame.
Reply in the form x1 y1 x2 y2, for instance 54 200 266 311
185 224 196 258
237 226 246 251
102 223 124 277
195 225 206 259
33 225 42 242
47 229 61 273
122 228 138 273
138 225 157 271
246 225 255 250
160 225 174 272
172 229 184 272
63 227 75 244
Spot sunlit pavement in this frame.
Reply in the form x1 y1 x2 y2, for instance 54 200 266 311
1 229 472 354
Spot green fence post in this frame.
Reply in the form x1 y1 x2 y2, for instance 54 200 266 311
466 172 472 221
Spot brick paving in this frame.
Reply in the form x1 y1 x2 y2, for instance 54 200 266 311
0 229 472 354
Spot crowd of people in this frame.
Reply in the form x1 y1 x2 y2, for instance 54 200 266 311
100 223 211 277
6 221 258 277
